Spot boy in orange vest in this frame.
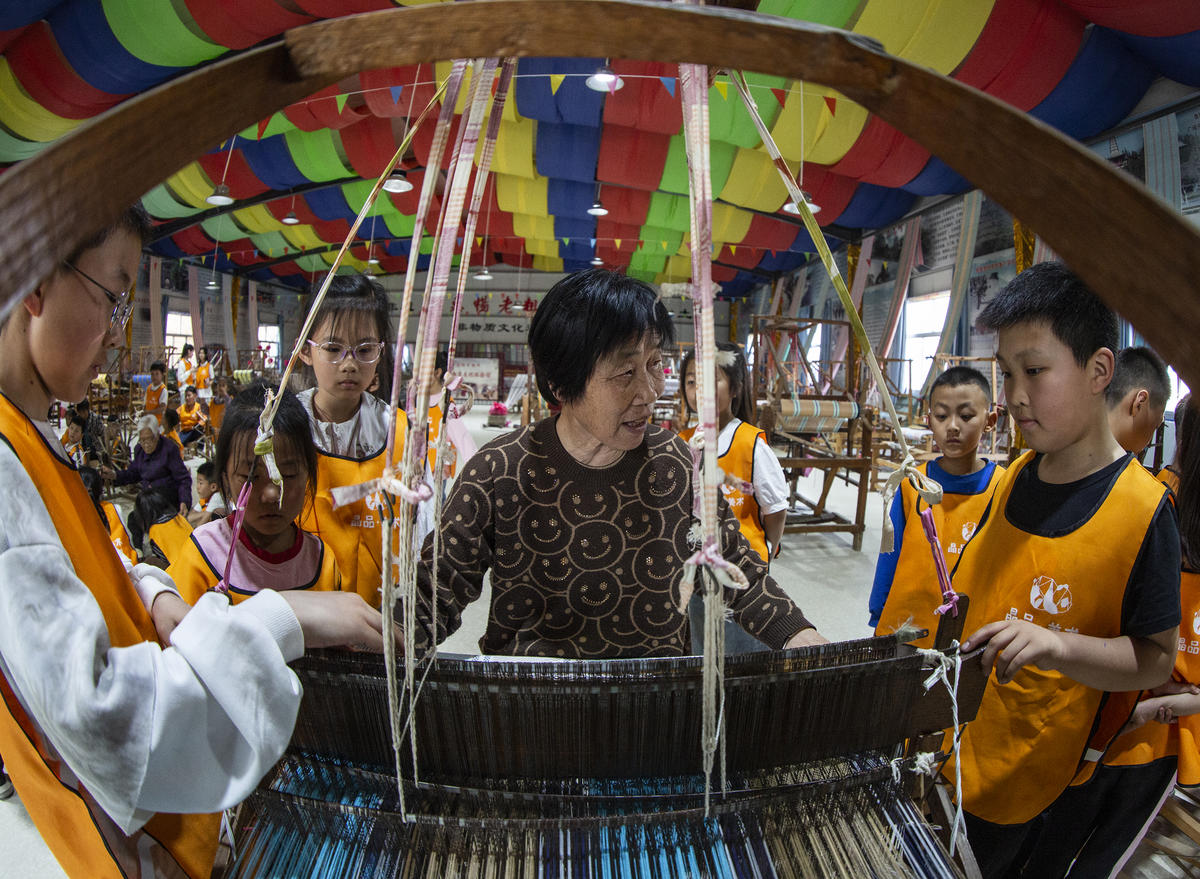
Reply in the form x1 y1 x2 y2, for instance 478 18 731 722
950 263 1180 877
142 361 167 424
870 366 1001 646
1106 345 1170 456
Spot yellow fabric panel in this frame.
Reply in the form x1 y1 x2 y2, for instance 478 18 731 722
717 147 790 212
512 212 555 242
164 163 217 209
531 255 563 273
496 174 548 216
0 58 79 141
492 117 535 178
321 251 367 271
523 238 560 258
662 254 694 281
233 203 287 235
433 60 515 119
711 203 753 246
857 0 993 74
282 225 327 250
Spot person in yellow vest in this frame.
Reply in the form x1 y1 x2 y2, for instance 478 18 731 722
142 361 168 424
0 203 394 878
948 263 1180 878
1106 345 1170 458
193 345 212 402
170 385 340 605
1013 395 1200 878
79 465 138 566
176 385 206 446
296 273 410 609
870 366 1002 647
127 487 193 567
174 343 195 390
678 342 791 653
61 414 88 468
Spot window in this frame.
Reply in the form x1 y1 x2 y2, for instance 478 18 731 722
902 291 950 393
164 311 192 361
258 324 281 368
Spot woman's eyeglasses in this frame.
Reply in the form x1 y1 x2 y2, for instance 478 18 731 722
306 339 385 365
65 262 134 332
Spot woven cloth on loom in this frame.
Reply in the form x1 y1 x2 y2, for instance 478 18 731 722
776 398 860 434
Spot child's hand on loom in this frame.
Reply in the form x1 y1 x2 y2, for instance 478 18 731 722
280 591 399 652
962 620 1065 685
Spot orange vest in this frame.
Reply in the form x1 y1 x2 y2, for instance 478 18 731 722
194 362 210 392
717 421 771 561
143 383 166 423
177 402 203 432
950 451 1168 824
147 515 193 566
875 460 1004 648
299 409 408 609
101 501 137 566
208 401 225 433
165 429 182 450
0 393 219 878
679 426 695 443
427 402 459 478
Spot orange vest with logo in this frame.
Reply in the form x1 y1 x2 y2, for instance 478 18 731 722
143 383 166 423
950 450 1168 824
717 421 771 561
299 409 408 609
148 515 193 566
101 501 137 566
0 393 219 879
875 460 1003 648
194 362 210 392
178 402 203 432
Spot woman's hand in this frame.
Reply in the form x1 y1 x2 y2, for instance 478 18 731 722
280 591 400 652
784 627 829 649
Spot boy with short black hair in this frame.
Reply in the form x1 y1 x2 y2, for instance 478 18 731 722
870 366 1001 646
950 262 1180 877
1106 345 1170 454
162 408 183 451
143 361 167 424
188 461 226 527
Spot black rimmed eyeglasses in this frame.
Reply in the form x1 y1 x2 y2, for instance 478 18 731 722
65 262 134 332
306 339 385 365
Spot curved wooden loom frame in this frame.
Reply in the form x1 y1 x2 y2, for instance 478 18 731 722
1 0 1197 386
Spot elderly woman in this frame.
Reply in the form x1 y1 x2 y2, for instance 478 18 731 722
416 269 824 657
102 414 192 516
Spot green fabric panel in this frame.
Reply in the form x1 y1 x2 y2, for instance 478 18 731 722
250 231 291 257
658 136 736 196
626 268 658 284
296 254 330 272
710 72 785 148
382 212 417 239
637 225 684 254
643 192 691 233
238 113 297 141
628 250 667 274
200 214 253 242
342 181 403 218
756 0 860 27
0 123 44 162
419 237 434 255
285 128 353 183
141 184 203 219
103 0 224 67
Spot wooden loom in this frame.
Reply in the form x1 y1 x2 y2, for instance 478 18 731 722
753 314 873 551
2 2 1200 876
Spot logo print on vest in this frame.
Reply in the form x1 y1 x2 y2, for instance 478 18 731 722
1030 575 1073 615
961 521 977 542
1193 607 1200 638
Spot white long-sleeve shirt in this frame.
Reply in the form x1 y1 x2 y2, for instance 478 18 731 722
0 439 304 835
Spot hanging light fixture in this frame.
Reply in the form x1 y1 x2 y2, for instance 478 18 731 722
782 81 820 216
206 274 220 289
206 183 234 206
783 193 821 215
382 169 413 193
281 210 300 225
591 256 604 266
474 268 493 281
585 65 624 93
587 200 608 217
475 184 494 281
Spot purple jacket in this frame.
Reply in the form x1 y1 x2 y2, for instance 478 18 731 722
114 437 192 508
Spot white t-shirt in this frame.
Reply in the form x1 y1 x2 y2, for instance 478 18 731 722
194 491 225 513
717 418 789 516
296 388 390 459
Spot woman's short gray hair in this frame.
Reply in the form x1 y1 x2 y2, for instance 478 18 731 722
136 414 161 436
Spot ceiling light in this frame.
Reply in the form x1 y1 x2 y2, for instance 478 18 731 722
206 276 220 289
382 170 413 194
365 272 377 280
587 201 608 217
474 269 493 281
368 255 380 265
281 210 300 225
591 256 604 266
585 66 624 93
783 192 821 215
205 183 234 206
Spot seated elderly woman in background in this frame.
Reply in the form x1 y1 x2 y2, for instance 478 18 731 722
101 414 192 517
416 269 825 657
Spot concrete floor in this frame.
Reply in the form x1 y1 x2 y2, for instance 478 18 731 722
0 411 1185 876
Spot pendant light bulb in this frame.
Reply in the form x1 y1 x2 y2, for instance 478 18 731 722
783 192 821 215
585 66 624 92
282 210 300 225
587 201 608 217
382 170 413 194
206 183 234 206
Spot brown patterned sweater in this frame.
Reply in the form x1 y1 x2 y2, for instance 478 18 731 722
415 417 813 657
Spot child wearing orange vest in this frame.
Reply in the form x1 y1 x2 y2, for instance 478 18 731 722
870 366 1002 647
680 343 789 652
177 385 207 445
142 361 168 424
0 205 391 879
170 386 340 606
296 273 410 608
949 264 1180 877
1014 394 1200 878
193 345 212 401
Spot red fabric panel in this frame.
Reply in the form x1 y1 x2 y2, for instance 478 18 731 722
711 264 739 283
604 61 682 135
7 22 126 118
716 244 760 269
360 66 436 118
309 218 352 243
196 150 271 199
411 109 460 172
294 0 394 14
172 226 216 255
599 187 651 227
183 0 315 51
801 165 857 221
270 260 303 276
740 214 799 252
376 255 408 274
340 115 399 179
304 85 366 130
1057 0 1200 36
224 238 258 266
596 125 670 191
0 26 25 54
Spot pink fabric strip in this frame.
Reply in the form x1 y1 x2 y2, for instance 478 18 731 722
919 506 959 616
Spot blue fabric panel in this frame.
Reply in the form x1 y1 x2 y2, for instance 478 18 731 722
558 241 595 262
238 135 309 191
1117 28 1200 86
49 0 180 94
546 178 596 218
535 123 601 184
384 239 411 257
561 258 594 272
756 250 808 274
515 57 606 126
553 216 596 241
720 271 761 299
901 157 973 197
831 183 917 229
0 0 61 28
150 239 187 260
788 227 845 254
1029 27 1154 140
300 187 355 222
